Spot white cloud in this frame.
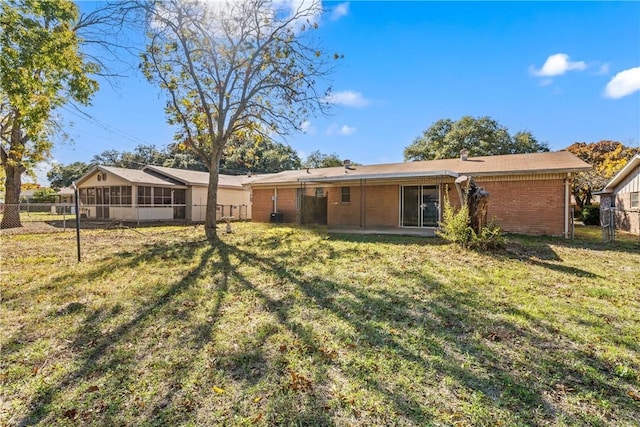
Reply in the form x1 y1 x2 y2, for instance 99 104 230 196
330 2 349 21
323 90 370 108
325 123 356 136
531 53 587 77
338 124 356 136
604 67 640 99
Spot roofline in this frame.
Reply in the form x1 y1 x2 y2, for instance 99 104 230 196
249 166 587 186
298 170 460 183
74 164 101 186
142 165 199 185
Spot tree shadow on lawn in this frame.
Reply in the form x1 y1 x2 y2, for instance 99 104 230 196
15 240 223 425
12 235 638 426
217 241 638 425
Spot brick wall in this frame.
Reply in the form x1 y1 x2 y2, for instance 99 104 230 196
362 184 399 227
477 178 567 236
327 185 361 226
253 177 571 236
252 187 317 224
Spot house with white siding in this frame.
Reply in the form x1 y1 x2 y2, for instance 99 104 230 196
597 155 640 235
75 165 257 222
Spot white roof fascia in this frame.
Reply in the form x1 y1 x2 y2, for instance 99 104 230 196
298 170 460 183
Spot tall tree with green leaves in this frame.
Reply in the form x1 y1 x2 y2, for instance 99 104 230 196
302 150 344 168
220 140 301 174
403 116 549 161
47 161 90 189
0 0 99 228
139 0 337 241
566 140 640 209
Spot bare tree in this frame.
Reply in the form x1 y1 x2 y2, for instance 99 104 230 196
139 0 337 241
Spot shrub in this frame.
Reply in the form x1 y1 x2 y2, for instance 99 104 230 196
582 205 600 226
437 191 505 250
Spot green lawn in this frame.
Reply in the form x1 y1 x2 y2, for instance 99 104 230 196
1 224 639 426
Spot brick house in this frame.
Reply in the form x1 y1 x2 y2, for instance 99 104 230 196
247 151 590 237
597 154 640 235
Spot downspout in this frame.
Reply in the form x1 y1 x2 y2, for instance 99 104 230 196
564 174 570 239
273 186 278 212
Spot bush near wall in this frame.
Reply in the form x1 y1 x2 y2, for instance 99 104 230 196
582 205 600 226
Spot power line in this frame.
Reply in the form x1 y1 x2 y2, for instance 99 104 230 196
60 104 157 148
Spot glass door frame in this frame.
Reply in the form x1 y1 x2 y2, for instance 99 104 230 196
399 185 440 228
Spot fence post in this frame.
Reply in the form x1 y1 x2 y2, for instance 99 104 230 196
73 183 81 262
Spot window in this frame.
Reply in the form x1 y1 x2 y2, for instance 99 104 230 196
121 186 132 205
79 188 87 204
86 188 96 205
138 186 152 205
153 187 172 205
341 186 350 203
315 187 324 197
632 192 639 209
111 186 121 205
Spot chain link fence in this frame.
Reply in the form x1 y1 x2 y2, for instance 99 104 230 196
0 203 249 233
600 206 640 242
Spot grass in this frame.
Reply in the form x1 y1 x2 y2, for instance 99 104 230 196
1 223 639 426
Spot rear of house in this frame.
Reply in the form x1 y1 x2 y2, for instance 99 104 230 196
248 151 591 237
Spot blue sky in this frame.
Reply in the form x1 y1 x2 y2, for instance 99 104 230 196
47 1 640 179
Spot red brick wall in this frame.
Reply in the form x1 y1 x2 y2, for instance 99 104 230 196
254 177 570 236
363 185 399 227
252 188 275 222
327 185 361 226
480 178 567 236
252 187 317 223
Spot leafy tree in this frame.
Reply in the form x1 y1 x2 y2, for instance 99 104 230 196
404 116 549 161
163 145 208 172
221 140 301 174
566 141 640 209
302 150 344 168
91 144 169 169
47 161 90 189
31 187 57 203
139 0 337 241
0 0 99 228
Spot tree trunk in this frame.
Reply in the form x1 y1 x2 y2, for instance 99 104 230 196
204 148 223 242
455 175 490 235
1 130 26 229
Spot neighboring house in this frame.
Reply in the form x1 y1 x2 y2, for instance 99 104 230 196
18 189 38 203
56 186 75 204
247 151 591 237
75 165 257 222
596 154 640 235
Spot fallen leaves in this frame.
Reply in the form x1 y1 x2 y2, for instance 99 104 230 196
287 369 313 392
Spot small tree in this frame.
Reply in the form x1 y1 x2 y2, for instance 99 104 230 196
139 0 337 241
438 185 504 250
32 188 57 203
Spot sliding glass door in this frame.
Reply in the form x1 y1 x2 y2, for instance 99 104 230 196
401 185 439 227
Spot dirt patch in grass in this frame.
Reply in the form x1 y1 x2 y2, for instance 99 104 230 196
1 223 638 426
